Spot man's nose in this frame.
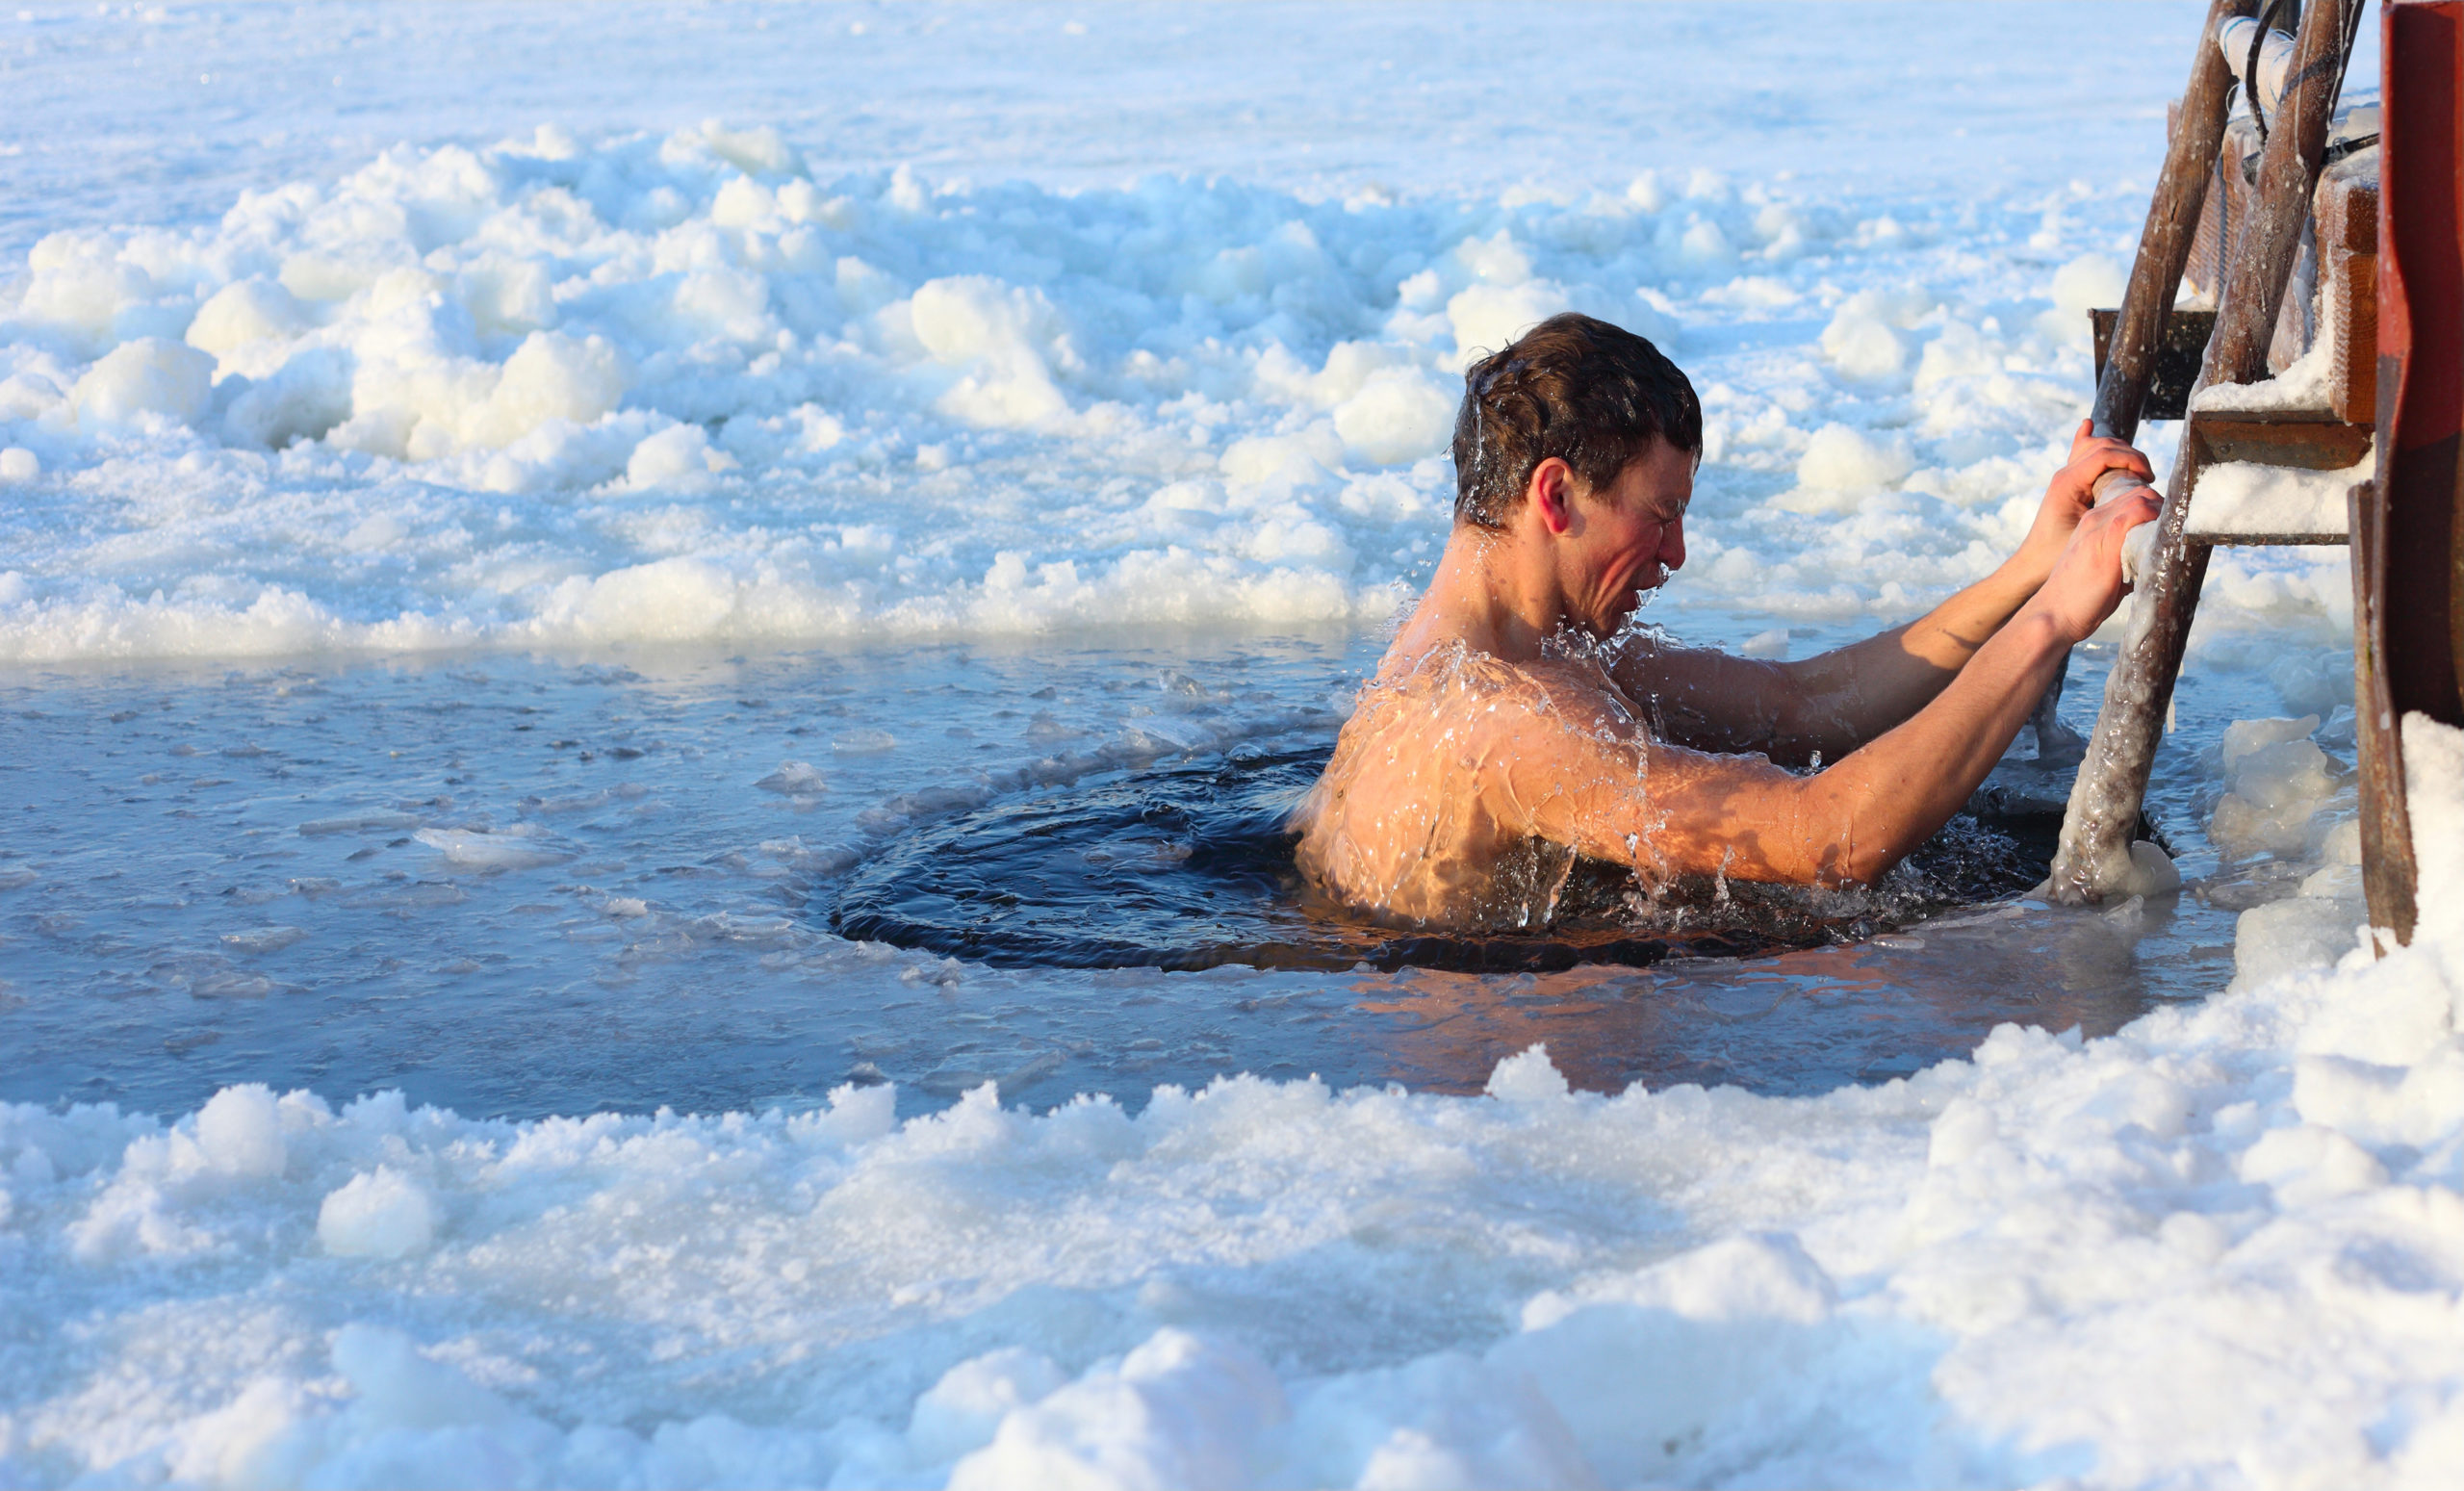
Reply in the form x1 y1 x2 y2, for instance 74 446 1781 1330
1661 520 1686 574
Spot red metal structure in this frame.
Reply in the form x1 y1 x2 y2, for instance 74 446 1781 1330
2356 0 2464 943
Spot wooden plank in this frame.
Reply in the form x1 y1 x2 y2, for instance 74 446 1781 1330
2320 156 2380 424
2192 410 2374 466
2352 474 2418 945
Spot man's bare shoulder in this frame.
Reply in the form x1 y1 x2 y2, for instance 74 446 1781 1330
1309 644 1641 818
1365 642 1642 729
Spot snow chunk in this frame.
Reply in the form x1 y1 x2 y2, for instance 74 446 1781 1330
904 275 1074 429
194 1084 287 1178
319 1167 439 1258
2235 896 2364 989
1820 287 1932 380
330 1324 516 1429
477 331 629 444
2223 714 2324 769
2238 1122 2387 1205
754 760 828 794
1798 423 1912 488
415 824 570 870
2187 454 2369 538
221 925 307 955
2405 713 2464 946
909 1348 1068 1466
220 347 353 450
1495 1233 1843 1486
1333 371 1452 466
948 1330 1285 1491
1448 281 1570 364
2211 715 2336 860
1485 1043 1572 1104
187 277 313 361
72 338 216 428
16 231 187 353
2043 253 2124 346
624 423 732 491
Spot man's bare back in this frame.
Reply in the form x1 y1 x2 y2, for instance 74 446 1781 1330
1293 314 2159 932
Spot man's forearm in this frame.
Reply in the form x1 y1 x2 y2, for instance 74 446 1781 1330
1787 605 2071 886
1604 560 2044 767
1769 560 2042 760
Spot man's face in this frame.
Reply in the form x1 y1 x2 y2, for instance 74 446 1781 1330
1565 437 1694 637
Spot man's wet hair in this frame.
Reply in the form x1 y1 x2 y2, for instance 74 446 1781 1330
1450 312 1703 529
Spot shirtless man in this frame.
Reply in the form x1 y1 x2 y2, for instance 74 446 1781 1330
1293 313 2160 931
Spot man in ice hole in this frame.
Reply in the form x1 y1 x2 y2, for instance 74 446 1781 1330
1293 312 2162 929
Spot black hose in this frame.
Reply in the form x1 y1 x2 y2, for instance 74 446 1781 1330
2246 0 2283 144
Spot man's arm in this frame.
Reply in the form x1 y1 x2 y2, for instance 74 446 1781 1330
1609 424 2154 767
1511 487 2158 886
1603 600 2024 770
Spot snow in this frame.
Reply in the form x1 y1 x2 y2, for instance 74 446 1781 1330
2188 338 2334 413
315 1167 438 1260
2186 452 2370 538
2407 712 2464 949
3 3 2454 1487
0 6 2358 664
1793 423 1916 495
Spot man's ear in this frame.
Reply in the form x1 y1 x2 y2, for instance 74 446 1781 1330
1527 458 1578 536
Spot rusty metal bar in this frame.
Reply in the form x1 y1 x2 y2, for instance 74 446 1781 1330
2357 0 2464 946
2049 0 2358 905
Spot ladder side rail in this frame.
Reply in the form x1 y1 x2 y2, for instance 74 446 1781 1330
2093 0 2261 445
2031 0 2259 762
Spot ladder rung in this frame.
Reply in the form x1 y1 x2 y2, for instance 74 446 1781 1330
2186 531 2348 547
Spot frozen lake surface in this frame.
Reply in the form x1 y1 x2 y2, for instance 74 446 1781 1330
4 5 2457 1489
